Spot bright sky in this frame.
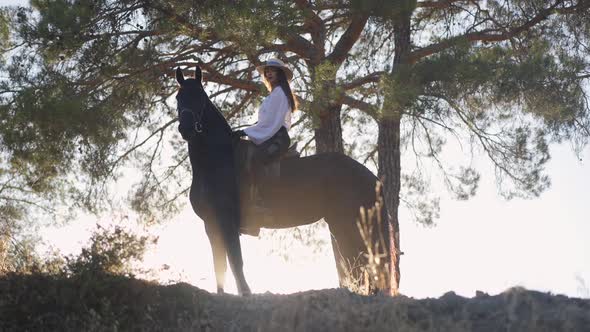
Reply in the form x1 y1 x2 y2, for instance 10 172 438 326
3 0 589 299
43 143 590 299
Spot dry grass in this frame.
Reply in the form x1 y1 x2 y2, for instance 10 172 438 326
341 182 393 296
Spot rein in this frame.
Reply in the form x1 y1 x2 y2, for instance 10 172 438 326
231 122 257 131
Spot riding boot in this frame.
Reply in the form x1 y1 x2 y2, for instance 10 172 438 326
246 166 273 219
250 182 271 214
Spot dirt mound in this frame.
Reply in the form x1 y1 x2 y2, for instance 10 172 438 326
1 273 588 331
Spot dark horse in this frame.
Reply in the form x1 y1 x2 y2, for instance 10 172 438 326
176 67 393 295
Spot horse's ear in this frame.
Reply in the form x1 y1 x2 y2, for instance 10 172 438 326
195 66 202 82
176 67 185 85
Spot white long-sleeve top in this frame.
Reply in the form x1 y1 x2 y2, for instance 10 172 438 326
243 87 292 145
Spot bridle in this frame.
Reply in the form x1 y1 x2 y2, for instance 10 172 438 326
178 90 208 133
178 88 253 134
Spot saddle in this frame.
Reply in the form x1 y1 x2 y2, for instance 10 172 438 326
235 141 299 190
234 135 299 236
247 142 299 178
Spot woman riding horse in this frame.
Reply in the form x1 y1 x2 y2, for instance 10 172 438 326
176 66 394 296
233 59 297 210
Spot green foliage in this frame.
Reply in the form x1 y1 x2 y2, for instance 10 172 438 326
1 0 298 223
29 0 101 61
1 222 149 279
400 173 441 226
0 1 178 221
0 233 65 276
64 225 151 277
309 61 341 122
351 0 417 20
380 65 421 118
0 273 208 331
394 35 586 198
0 0 588 237
189 0 287 54
0 224 186 331
0 9 10 53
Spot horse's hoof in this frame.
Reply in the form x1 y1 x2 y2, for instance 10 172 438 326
238 286 252 297
216 287 225 295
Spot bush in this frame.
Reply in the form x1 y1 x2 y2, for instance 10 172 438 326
63 224 151 277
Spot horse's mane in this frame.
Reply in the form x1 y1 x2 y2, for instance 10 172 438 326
205 97 233 135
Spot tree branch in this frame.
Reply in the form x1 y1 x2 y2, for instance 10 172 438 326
283 32 317 61
409 1 573 63
108 118 177 175
146 2 216 40
197 62 261 92
430 94 531 186
341 71 384 91
416 0 465 9
294 0 325 48
227 92 255 120
0 196 54 213
339 95 379 119
327 14 369 65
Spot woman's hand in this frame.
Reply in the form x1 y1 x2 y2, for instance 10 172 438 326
232 130 246 140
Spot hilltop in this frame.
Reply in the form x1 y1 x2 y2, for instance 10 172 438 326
1 273 589 331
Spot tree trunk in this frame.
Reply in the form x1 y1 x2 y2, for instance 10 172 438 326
314 104 344 154
0 234 7 273
378 117 401 296
378 8 413 295
308 60 344 154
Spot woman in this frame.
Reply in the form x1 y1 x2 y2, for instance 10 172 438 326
234 58 297 209
234 58 297 162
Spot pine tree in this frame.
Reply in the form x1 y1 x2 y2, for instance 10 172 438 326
2 1 590 295
356 0 590 292
0 1 376 211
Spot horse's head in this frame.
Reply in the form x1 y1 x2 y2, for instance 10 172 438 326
176 66 206 132
175 66 232 144
176 66 204 102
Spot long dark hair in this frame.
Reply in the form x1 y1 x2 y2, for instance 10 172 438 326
263 68 298 113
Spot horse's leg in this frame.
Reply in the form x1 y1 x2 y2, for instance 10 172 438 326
223 224 251 296
329 230 350 288
327 211 393 295
326 215 367 291
214 206 250 295
203 221 227 294
211 164 252 296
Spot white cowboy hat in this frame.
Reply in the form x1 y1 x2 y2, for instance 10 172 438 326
256 58 294 82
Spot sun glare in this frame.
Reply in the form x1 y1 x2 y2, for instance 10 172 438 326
140 208 339 295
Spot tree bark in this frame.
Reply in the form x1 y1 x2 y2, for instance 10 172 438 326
378 117 401 296
307 60 344 154
314 104 344 154
378 9 413 295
